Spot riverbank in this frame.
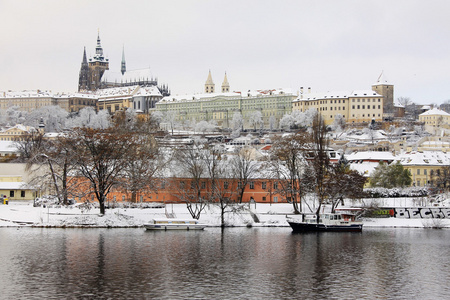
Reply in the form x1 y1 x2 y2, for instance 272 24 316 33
1 200 450 228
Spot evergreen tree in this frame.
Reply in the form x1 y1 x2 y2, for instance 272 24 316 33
370 161 412 188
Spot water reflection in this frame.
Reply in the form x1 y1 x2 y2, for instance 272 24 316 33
0 228 449 299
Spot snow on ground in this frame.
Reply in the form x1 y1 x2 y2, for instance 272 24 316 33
1 199 450 228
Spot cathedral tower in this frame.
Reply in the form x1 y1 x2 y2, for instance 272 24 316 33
88 31 109 91
205 70 215 93
221 72 230 93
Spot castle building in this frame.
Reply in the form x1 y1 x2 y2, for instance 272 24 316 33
293 89 384 126
371 72 394 115
156 71 295 129
78 32 170 97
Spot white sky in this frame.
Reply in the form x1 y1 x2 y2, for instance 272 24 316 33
1 0 450 104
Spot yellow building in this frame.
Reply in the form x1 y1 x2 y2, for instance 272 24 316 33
419 108 450 128
397 151 449 187
0 125 37 142
0 90 59 112
292 89 384 125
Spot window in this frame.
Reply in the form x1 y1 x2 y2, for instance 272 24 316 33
424 169 427 175
10 191 14 197
21 191 25 197
180 181 185 189
262 196 267 201
201 181 206 189
262 182 267 189
273 196 278 203
249 181 254 189
161 182 166 189
224 181 229 189
273 182 278 189
417 169 420 175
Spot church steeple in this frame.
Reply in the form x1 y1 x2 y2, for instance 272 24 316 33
221 72 230 93
93 30 105 62
78 47 89 91
121 45 126 75
205 70 215 93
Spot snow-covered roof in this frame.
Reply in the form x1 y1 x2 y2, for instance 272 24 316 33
419 108 450 117
0 182 30 190
396 151 450 166
347 151 395 162
134 86 162 97
0 141 18 153
0 90 54 98
102 68 155 84
295 90 381 102
349 161 378 177
159 88 293 103
1 124 35 133
372 71 392 85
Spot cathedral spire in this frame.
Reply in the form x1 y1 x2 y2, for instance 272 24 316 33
205 70 215 93
93 30 105 61
82 46 88 64
78 47 89 91
121 45 126 75
221 72 230 93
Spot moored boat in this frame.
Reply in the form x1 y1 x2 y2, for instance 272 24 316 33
287 212 363 232
144 218 207 230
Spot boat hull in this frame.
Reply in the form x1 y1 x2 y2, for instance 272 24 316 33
144 224 206 230
287 221 363 233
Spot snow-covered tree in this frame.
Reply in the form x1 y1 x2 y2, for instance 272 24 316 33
370 161 412 188
279 113 294 130
151 111 164 127
165 111 178 135
194 120 217 133
269 115 276 131
24 106 68 132
230 112 243 138
5 106 27 126
248 110 263 131
332 114 346 133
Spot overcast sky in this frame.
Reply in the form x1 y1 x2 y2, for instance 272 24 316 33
1 0 450 104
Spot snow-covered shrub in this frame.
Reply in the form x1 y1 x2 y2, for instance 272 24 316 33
364 187 429 198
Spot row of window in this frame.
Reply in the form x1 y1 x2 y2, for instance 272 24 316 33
177 181 279 190
352 105 381 110
414 169 440 176
4 191 26 197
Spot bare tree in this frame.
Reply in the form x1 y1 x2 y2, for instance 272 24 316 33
173 142 209 219
309 114 330 217
17 131 80 205
68 127 131 215
229 147 259 204
269 131 314 214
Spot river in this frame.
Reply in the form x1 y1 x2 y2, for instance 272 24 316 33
0 227 449 299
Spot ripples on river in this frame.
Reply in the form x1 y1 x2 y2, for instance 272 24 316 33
0 227 449 299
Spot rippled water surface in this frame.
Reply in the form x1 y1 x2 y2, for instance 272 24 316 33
1 227 449 299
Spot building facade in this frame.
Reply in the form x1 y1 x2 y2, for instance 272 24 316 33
155 88 296 129
292 89 384 125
